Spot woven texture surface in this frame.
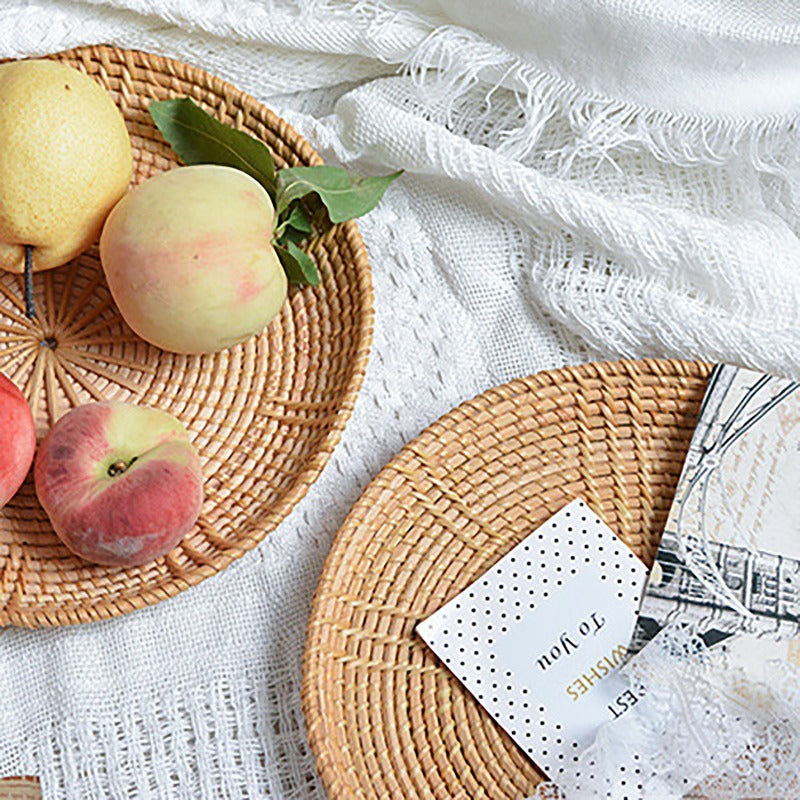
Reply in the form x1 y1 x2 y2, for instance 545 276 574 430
303 357 712 800
0 45 372 628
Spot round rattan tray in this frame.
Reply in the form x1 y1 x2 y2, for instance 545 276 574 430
0 46 373 627
303 358 711 799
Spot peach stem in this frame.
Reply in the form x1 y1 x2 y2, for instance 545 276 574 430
108 456 138 477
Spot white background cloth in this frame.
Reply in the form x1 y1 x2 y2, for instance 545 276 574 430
0 1 799 797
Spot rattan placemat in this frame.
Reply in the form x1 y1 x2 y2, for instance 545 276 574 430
303 358 711 799
0 45 373 627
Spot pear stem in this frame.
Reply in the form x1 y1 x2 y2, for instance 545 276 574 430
24 245 35 319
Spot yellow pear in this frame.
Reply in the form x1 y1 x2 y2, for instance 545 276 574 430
0 59 132 287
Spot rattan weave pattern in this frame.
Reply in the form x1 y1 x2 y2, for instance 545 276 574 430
0 45 373 627
303 358 711 799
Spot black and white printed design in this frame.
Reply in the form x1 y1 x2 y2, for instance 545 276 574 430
633 364 800 652
417 498 646 779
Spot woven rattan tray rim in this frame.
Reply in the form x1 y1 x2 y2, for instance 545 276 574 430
0 45 374 627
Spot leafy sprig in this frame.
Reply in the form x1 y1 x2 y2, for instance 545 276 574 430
149 98 401 286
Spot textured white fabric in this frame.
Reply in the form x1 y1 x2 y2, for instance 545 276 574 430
0 1 799 797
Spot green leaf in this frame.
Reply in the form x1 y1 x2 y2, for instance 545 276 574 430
283 203 312 233
277 226 308 247
149 98 276 195
276 166 402 223
274 202 312 242
275 241 320 287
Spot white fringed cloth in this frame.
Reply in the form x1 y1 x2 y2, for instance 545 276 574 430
0 1 799 797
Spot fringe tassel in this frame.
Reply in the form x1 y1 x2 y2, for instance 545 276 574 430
397 23 800 177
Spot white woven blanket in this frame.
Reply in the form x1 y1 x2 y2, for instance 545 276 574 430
0 1 799 797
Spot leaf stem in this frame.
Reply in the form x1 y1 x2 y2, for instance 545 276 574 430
24 245 35 318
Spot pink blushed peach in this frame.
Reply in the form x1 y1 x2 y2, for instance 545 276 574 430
34 402 203 567
0 372 35 508
99 164 287 354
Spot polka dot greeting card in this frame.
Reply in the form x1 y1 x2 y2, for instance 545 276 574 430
417 498 647 779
